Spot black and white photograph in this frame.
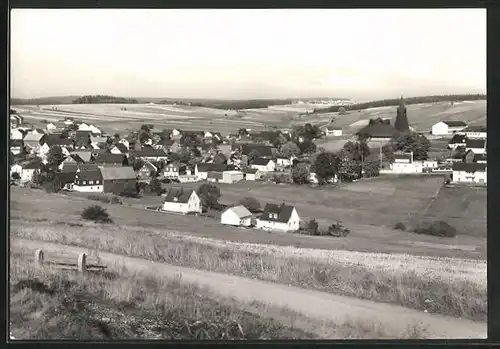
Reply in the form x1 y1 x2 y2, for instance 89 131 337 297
9 8 486 340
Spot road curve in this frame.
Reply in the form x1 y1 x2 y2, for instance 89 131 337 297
12 238 487 339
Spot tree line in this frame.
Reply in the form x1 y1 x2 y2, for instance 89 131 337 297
160 99 293 110
312 94 487 114
72 95 139 104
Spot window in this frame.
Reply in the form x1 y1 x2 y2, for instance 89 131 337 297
82 181 86 185
89 180 94 185
96 180 100 184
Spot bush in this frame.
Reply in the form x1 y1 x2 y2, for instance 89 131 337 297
87 195 111 204
327 221 350 237
110 196 122 205
239 197 261 213
413 220 456 238
81 205 113 223
11 172 21 180
306 219 319 235
394 222 406 231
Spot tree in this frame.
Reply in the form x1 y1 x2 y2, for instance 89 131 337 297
280 141 301 158
213 153 228 165
138 130 151 144
306 219 319 235
453 146 467 160
291 162 310 184
149 177 164 196
382 144 395 163
342 140 370 162
113 132 120 140
11 172 21 181
81 205 113 223
247 149 260 163
393 132 431 160
338 106 346 115
170 148 191 164
46 146 64 169
238 128 248 136
196 183 221 212
362 159 380 178
313 152 339 183
297 139 317 154
132 158 145 171
140 124 153 133
239 197 261 213
337 149 360 182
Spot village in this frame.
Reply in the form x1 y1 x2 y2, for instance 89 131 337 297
9 96 487 233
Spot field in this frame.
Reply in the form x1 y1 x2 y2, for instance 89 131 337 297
10 186 486 260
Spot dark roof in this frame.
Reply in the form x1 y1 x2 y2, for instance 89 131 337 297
78 163 100 172
140 161 157 172
130 148 168 157
443 120 467 127
393 152 412 161
449 134 467 144
75 169 103 181
242 168 258 174
164 187 195 203
259 203 295 223
10 139 23 147
252 157 273 166
452 163 486 172
94 153 126 164
61 164 78 173
466 139 486 149
197 163 228 172
56 171 76 184
356 123 399 138
75 130 92 139
464 125 487 133
251 131 283 143
112 143 129 153
207 171 223 179
23 162 43 170
42 135 74 147
240 144 274 157
473 153 487 162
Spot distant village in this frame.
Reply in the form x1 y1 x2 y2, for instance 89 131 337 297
9 97 486 232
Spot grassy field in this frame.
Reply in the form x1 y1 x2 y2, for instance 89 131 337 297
10 216 486 323
10 187 486 259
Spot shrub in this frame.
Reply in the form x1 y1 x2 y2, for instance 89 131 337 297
81 205 113 223
110 196 122 205
239 197 261 213
119 187 141 198
11 172 21 180
413 220 456 238
327 221 350 237
394 222 406 231
306 219 319 235
87 195 111 204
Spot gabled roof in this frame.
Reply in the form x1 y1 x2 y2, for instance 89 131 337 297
449 134 467 144
42 135 74 147
78 163 99 172
466 139 486 149
225 205 252 219
71 151 93 162
130 148 168 157
356 123 399 138
141 161 157 172
100 166 136 180
112 143 129 153
94 153 126 164
452 162 486 172
259 203 295 223
10 139 23 147
443 120 467 127
473 153 487 163
65 154 85 163
56 171 77 184
242 168 258 174
252 157 273 166
75 169 103 181
23 162 43 170
240 144 274 157
164 187 195 203
207 171 223 180
197 163 228 172
393 152 412 161
463 125 487 133
23 133 44 142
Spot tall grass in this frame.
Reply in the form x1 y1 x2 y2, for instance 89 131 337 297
9 250 429 340
11 220 487 322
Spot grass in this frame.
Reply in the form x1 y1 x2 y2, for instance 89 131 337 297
9 248 429 340
11 219 487 322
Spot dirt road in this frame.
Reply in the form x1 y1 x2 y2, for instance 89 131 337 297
12 238 487 339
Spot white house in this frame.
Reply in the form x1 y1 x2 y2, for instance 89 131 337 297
452 163 487 185
89 125 102 134
118 138 130 150
466 139 486 155
19 162 43 183
243 168 261 181
10 164 23 179
390 152 424 173
10 128 25 140
195 163 227 180
431 121 468 136
46 123 57 131
459 125 487 139
162 188 202 214
221 170 244 184
72 169 104 192
220 205 253 227
256 203 300 232
276 156 294 168
164 162 186 179
110 143 129 155
250 158 276 172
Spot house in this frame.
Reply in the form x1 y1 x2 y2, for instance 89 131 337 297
110 143 129 155
10 140 24 155
390 152 423 173
59 154 85 170
56 170 77 191
460 125 487 139
221 170 244 184
138 161 158 179
118 138 130 150
71 151 93 163
100 166 137 193
162 188 202 214
431 121 468 136
10 128 26 140
78 123 102 134
19 162 43 183
465 139 486 155
170 129 183 140
164 162 187 179
207 171 223 183
464 150 487 164
10 164 23 179
73 169 104 192
10 114 23 128
250 158 276 172
23 133 44 153
93 153 127 167
130 148 169 162
242 168 261 181
356 123 399 142
62 117 75 125
178 174 200 183
239 144 274 158
256 203 300 232
195 163 228 180
46 122 57 131
452 163 487 185
221 205 253 227
276 156 294 168
448 134 468 150
323 126 343 137
91 135 108 145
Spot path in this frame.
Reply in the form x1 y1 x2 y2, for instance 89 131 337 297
12 238 486 339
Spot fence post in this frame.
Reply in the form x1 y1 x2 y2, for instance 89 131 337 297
77 253 87 273
34 249 44 267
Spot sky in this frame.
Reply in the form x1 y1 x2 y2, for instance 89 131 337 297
10 9 486 101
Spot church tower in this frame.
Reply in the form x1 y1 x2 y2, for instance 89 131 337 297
394 96 410 132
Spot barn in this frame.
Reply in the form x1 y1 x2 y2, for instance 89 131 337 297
100 166 137 193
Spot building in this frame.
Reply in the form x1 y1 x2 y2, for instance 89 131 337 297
118 138 130 150
163 162 187 179
220 205 253 227
465 139 486 155
242 168 261 181
130 148 169 162
110 143 129 155
10 128 26 141
239 144 274 158
93 153 128 167
460 125 487 139
390 152 422 173
195 163 228 180
10 164 23 179
356 123 399 142
59 154 85 170
431 121 468 136
10 114 23 128
448 134 467 150
452 163 487 185
323 126 343 137
19 162 42 183
256 203 300 232
56 170 77 191
221 170 244 184
250 158 276 172
162 187 202 214
394 96 410 132
100 166 137 193
207 171 223 183
276 156 294 168
71 151 93 163
10 140 24 155
138 161 157 179
73 169 104 192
